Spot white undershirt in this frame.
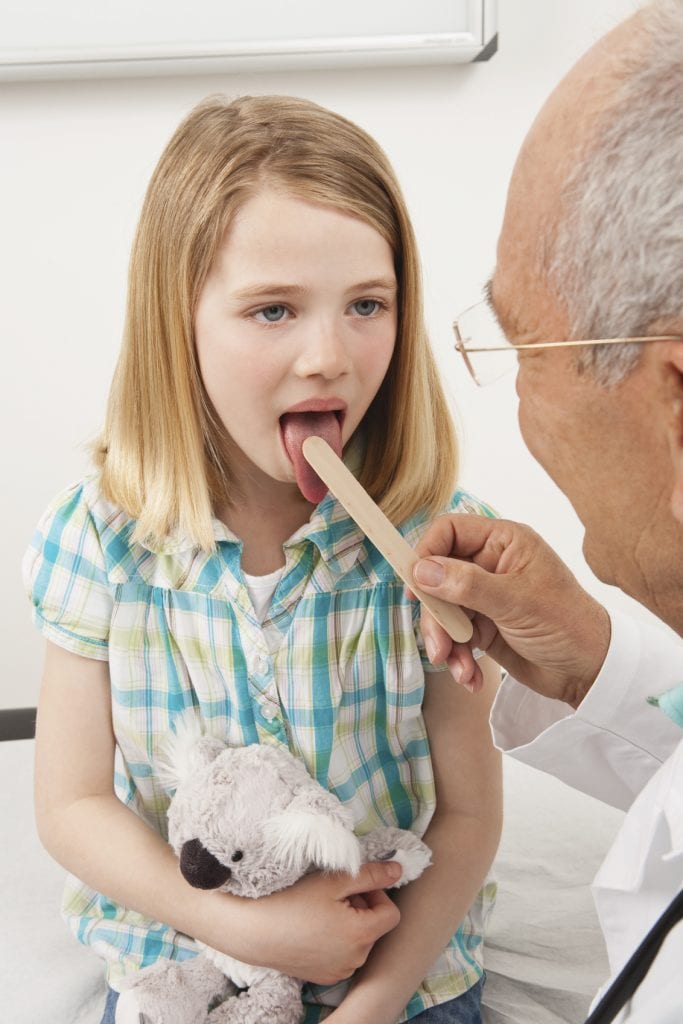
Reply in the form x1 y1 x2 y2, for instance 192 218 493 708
242 566 285 624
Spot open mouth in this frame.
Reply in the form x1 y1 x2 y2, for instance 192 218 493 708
280 407 345 504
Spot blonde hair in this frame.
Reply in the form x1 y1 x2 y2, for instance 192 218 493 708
97 95 458 550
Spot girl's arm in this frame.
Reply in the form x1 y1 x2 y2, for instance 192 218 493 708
326 655 503 1024
34 641 401 984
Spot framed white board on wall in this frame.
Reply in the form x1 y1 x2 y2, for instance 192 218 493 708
0 0 497 80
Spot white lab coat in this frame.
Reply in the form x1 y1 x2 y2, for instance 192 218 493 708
490 609 683 1023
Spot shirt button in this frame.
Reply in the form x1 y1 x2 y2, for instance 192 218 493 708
262 704 277 721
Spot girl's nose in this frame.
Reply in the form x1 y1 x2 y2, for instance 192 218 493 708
294 321 352 380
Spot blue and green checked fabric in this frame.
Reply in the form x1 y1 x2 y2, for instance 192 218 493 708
23 475 497 1020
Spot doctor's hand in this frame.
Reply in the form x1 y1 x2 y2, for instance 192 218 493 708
412 514 611 708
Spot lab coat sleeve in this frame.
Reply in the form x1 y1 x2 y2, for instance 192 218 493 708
490 609 683 811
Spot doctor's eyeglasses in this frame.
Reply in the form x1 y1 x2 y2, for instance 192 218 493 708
453 298 681 387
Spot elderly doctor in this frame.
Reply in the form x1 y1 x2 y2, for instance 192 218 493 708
412 2 683 1022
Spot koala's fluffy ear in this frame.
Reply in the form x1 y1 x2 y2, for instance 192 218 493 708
156 710 225 792
264 798 362 876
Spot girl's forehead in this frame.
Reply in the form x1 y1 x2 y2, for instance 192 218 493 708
212 190 397 280
229 185 378 231
222 173 395 240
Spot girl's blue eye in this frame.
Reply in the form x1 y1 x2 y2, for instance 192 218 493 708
256 304 287 323
352 299 381 317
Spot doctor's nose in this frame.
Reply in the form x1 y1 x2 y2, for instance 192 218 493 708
295 322 352 380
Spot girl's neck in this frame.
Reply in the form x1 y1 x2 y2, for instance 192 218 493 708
218 480 314 576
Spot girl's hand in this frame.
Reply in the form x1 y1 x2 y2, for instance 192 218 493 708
234 861 402 985
34 644 401 988
412 514 611 707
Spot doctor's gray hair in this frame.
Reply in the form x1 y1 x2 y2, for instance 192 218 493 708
549 0 683 386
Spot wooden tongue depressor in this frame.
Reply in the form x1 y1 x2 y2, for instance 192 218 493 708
302 436 473 643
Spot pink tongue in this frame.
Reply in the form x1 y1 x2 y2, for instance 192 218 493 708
281 412 342 504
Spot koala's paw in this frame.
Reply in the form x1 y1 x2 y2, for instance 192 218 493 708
115 959 221 1024
115 982 171 1024
361 826 432 887
390 836 432 886
207 975 303 1024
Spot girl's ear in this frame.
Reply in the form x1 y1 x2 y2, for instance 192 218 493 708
264 810 362 876
156 711 226 791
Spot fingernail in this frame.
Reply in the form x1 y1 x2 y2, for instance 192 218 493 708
425 637 437 663
386 861 402 881
451 663 463 684
414 559 444 587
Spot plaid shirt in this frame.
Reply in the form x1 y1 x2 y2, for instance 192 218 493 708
24 475 497 1021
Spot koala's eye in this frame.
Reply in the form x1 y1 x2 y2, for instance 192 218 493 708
231 850 243 862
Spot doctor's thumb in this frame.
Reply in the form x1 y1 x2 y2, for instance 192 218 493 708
413 558 445 588
413 556 500 618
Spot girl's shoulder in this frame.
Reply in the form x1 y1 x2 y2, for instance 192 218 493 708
34 473 134 540
398 487 498 548
28 477 226 592
27 474 143 581
36 473 127 523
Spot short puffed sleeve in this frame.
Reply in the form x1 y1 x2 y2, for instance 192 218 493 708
22 481 113 660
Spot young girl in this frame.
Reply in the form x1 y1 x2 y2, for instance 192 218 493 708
24 95 502 1024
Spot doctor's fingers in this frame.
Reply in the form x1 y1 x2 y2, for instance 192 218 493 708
420 604 498 689
412 514 577 625
413 512 528 569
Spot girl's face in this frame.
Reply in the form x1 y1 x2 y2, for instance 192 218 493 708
194 188 398 504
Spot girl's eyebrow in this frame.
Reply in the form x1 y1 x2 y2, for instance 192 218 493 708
349 277 397 294
231 283 309 300
231 277 397 302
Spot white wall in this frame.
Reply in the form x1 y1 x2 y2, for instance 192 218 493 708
4 0 669 710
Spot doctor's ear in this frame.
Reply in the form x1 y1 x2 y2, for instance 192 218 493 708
665 335 683 523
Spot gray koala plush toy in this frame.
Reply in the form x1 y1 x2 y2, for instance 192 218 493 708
115 712 431 1024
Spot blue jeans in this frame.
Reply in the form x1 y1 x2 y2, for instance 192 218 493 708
100 987 118 1024
101 976 484 1023
408 976 484 1023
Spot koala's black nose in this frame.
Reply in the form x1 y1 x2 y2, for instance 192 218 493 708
180 838 231 890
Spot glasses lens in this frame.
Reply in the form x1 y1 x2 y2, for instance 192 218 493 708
455 300 516 386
